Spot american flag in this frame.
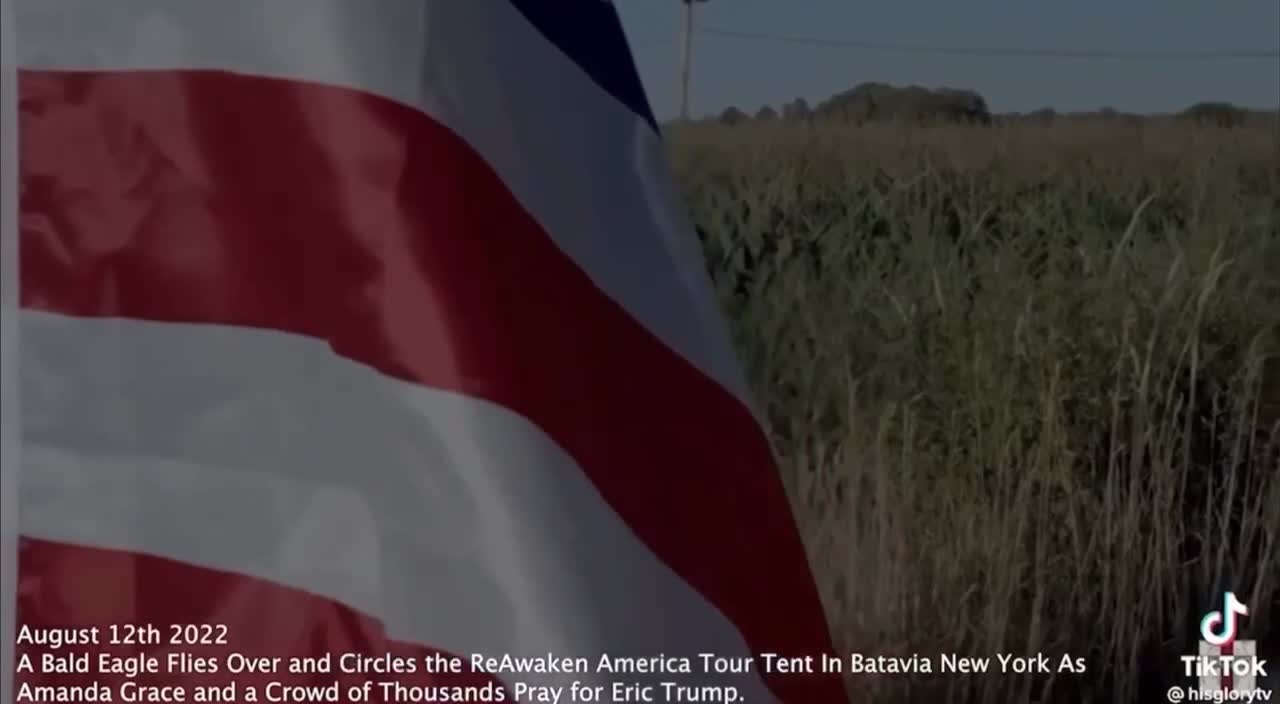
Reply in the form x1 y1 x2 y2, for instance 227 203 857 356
0 1 847 702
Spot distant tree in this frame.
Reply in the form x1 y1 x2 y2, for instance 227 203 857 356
1179 101 1249 128
781 97 812 122
933 87 990 124
718 106 749 125
755 105 778 121
814 82 991 125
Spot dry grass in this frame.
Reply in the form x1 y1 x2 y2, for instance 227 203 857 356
667 120 1280 703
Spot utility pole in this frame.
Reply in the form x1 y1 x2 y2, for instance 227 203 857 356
679 0 707 121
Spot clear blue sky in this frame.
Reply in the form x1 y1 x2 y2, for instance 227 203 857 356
614 0 1280 119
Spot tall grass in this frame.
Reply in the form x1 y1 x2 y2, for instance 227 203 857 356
667 120 1280 703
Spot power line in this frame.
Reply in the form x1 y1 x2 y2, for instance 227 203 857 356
698 26 1280 61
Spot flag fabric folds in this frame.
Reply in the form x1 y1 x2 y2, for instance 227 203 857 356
1 1 848 702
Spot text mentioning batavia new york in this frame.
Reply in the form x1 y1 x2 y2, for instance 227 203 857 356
13 623 1089 702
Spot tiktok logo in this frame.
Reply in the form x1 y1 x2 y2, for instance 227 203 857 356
1200 591 1250 647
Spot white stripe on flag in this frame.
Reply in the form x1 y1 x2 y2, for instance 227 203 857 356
1233 640 1258 691
19 311 780 702
13 0 752 413
1201 640 1224 691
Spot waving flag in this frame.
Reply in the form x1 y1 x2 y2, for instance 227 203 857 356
1 1 848 703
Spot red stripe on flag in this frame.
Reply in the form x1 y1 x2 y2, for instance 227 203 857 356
17 69 846 702
1222 640 1233 691
15 538 506 702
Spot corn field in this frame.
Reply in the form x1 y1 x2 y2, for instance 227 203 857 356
667 119 1280 703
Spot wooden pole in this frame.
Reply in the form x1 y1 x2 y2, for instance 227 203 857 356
679 0 694 121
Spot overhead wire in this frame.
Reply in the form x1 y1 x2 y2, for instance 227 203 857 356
697 26 1280 61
